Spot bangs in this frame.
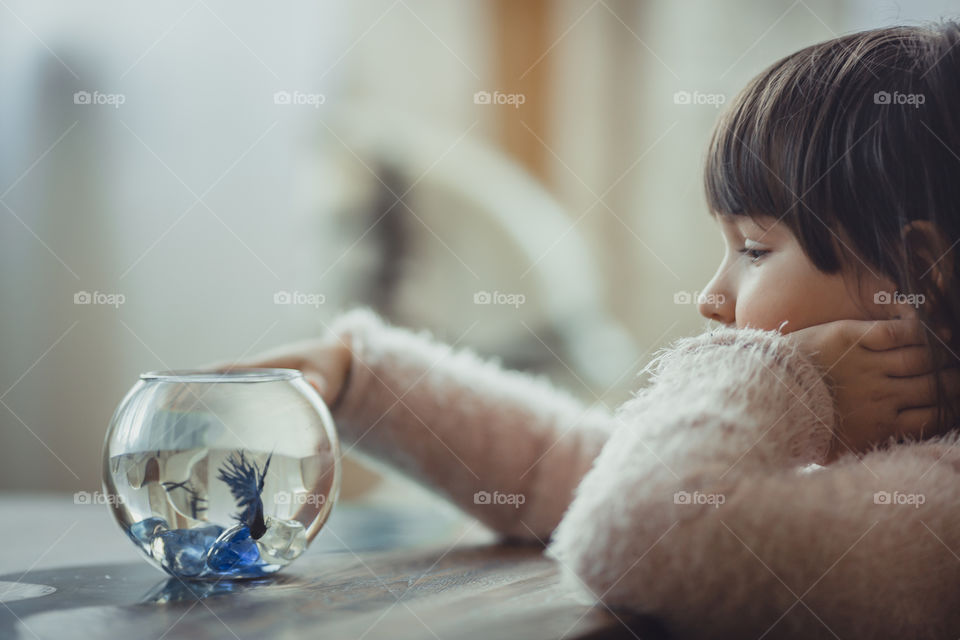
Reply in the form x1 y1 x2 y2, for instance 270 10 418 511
703 26 931 274
704 67 801 224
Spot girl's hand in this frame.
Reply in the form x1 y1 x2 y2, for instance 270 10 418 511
204 333 353 409
784 314 959 463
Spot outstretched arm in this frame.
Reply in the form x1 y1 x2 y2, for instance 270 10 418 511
326 307 616 540
547 326 960 639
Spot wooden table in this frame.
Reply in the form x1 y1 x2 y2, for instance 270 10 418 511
0 493 670 639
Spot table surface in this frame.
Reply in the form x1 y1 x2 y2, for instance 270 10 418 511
0 493 671 640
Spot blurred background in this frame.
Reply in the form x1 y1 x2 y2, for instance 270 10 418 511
2 0 957 506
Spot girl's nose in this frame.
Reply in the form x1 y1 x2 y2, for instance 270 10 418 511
697 283 735 325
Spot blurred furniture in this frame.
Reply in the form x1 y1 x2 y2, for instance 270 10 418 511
315 106 641 400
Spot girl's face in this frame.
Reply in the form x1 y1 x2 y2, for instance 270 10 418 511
698 214 899 332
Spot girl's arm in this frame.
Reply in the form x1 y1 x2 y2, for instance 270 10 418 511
547 326 960 639
327 307 616 540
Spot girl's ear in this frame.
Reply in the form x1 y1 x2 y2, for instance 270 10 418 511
901 220 952 294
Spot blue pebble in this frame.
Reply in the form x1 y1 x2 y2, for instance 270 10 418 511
186 524 226 546
155 524 226 578
127 517 169 546
166 540 207 577
205 525 261 573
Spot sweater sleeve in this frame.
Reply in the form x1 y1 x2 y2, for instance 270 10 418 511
547 325 960 639
324 307 616 540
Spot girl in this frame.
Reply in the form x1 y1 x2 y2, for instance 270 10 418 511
227 22 960 639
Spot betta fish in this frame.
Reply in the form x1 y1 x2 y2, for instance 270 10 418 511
217 450 273 540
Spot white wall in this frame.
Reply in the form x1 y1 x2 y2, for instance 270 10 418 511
3 0 959 493
0 1 349 490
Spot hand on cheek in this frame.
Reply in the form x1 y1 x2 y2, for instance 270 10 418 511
703 218 956 458
785 311 958 462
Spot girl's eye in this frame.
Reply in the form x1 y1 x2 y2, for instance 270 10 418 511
737 248 769 264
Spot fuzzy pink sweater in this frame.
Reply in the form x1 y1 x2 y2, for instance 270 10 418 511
326 307 960 639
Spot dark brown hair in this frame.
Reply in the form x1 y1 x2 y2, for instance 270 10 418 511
705 22 960 439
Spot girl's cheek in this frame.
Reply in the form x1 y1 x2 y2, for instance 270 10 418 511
733 281 775 330
737 257 864 332
734 269 803 332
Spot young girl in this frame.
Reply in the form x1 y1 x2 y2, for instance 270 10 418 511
229 23 960 639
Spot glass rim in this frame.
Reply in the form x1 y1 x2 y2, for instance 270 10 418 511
139 368 303 383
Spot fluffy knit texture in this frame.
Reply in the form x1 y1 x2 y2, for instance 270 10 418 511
325 307 960 639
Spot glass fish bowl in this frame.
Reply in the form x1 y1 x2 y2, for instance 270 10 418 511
101 368 341 580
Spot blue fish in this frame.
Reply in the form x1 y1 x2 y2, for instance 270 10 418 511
217 450 273 539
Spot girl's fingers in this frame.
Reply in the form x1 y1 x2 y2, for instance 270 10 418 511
201 356 330 401
891 367 960 411
881 345 935 377
199 356 303 373
201 338 328 373
855 315 926 351
226 355 304 370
